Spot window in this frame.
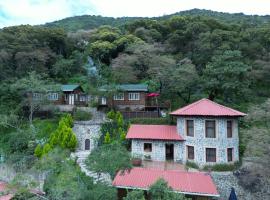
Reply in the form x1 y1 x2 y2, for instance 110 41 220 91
187 146 194 160
227 148 233 162
144 143 152 152
114 93 124 100
205 120 216 138
48 93 58 101
33 93 42 100
227 121 233 138
206 148 216 162
186 120 194 137
128 93 140 100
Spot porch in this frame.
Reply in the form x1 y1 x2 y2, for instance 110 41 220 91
142 160 186 171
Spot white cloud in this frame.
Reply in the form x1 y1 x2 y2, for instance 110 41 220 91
1 0 270 28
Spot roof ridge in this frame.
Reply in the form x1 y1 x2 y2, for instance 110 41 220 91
173 98 207 113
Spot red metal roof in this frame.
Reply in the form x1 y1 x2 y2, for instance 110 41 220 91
170 98 246 117
113 168 219 197
126 125 184 141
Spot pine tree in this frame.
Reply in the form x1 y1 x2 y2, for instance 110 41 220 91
34 144 43 158
43 143 52 155
104 132 111 144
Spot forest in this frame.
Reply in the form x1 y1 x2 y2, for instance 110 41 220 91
0 9 269 199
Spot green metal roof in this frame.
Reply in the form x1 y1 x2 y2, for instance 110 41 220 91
61 84 81 92
100 84 148 92
118 84 148 91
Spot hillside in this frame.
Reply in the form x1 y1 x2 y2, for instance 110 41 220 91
45 9 270 31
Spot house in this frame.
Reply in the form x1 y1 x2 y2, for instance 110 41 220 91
99 84 149 111
112 168 219 200
33 84 90 106
127 98 246 166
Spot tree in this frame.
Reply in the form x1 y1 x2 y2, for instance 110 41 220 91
149 179 187 200
12 72 57 125
85 142 132 177
202 50 250 102
124 190 145 200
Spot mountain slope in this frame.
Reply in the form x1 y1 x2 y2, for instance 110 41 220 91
45 9 270 32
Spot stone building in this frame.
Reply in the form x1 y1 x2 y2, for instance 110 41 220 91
127 98 246 167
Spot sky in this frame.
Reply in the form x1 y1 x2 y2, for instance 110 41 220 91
1 0 270 28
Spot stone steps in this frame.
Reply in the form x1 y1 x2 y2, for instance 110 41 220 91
71 151 111 185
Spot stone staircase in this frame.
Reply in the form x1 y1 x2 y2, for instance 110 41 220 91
71 151 111 185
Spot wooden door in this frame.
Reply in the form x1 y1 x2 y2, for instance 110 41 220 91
85 139 90 150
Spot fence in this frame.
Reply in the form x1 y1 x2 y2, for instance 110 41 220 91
121 111 159 119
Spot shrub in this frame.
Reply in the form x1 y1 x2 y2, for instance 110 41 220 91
128 117 172 125
73 110 92 121
185 161 199 169
203 163 240 171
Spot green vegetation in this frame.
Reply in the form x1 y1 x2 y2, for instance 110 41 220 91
203 163 240 172
1 8 270 199
124 190 145 200
185 161 199 169
73 110 93 121
128 117 172 125
34 114 77 158
149 179 187 200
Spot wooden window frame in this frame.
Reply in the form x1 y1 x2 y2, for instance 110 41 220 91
48 93 59 101
227 120 233 138
205 120 216 138
114 93 124 100
186 120 194 137
128 92 140 100
144 143 152 152
206 148 216 162
187 145 194 160
227 148 233 162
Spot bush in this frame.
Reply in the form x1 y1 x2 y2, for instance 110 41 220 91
203 162 240 171
73 110 92 121
185 161 199 169
128 117 172 125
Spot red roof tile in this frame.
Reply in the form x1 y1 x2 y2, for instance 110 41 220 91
170 98 246 117
113 168 219 197
126 125 184 141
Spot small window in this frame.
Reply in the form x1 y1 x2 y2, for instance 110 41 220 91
114 93 124 100
128 93 140 100
79 95 86 102
227 121 233 138
186 120 194 137
206 148 216 162
144 143 152 152
227 148 233 162
205 120 216 138
187 145 194 160
48 93 58 101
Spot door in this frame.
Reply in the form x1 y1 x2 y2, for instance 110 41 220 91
165 144 174 161
69 94 74 105
85 139 90 150
101 97 107 105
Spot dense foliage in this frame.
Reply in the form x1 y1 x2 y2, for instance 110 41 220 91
1 8 270 199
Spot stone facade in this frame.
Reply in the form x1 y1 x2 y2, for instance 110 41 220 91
131 139 184 163
130 117 239 167
178 117 239 166
73 122 101 152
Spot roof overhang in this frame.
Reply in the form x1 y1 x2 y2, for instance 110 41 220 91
113 185 220 198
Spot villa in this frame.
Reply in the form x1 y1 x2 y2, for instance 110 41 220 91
127 98 246 166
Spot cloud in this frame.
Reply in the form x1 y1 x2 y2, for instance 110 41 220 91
0 0 96 28
1 0 270 28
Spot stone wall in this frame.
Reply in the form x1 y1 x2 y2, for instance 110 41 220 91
131 139 183 162
177 117 239 166
73 122 101 152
